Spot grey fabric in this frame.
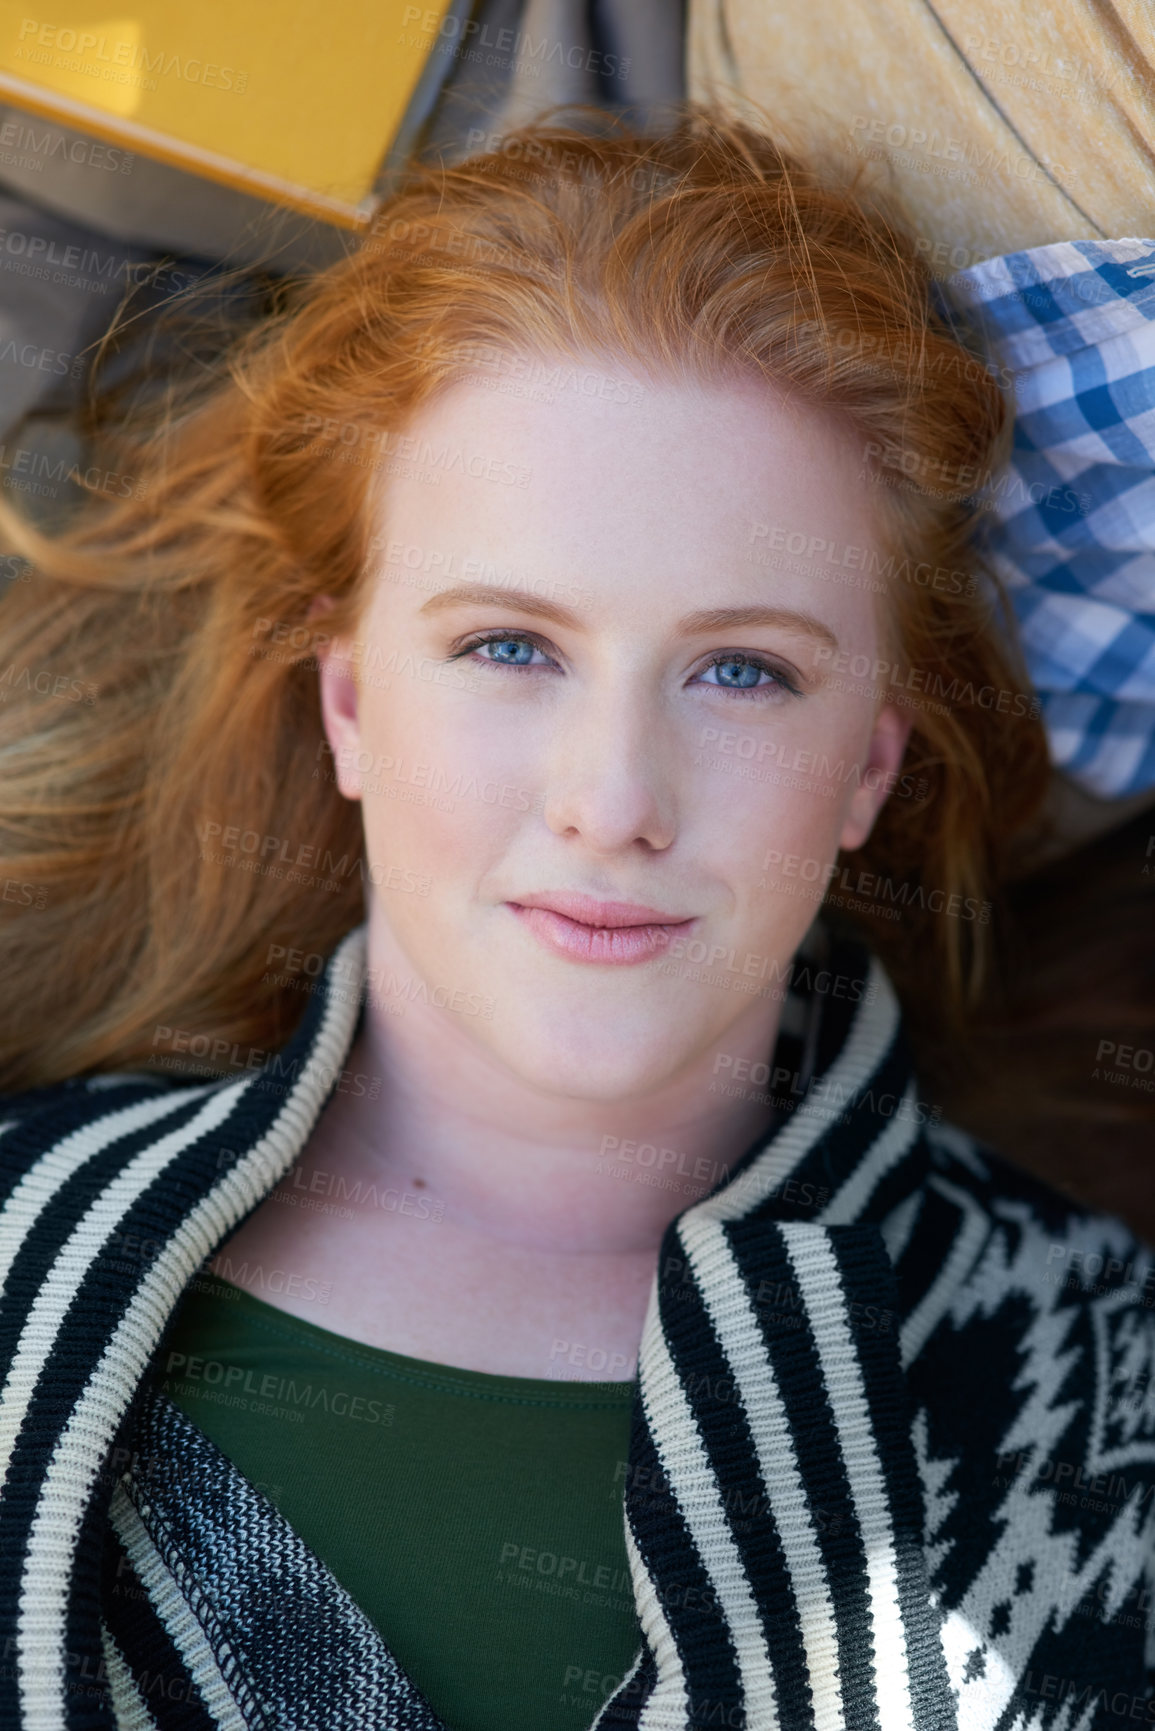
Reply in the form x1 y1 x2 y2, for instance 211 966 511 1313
118 1392 451 1730
0 191 155 434
428 0 685 147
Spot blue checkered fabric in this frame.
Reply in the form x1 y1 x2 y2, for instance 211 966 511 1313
945 239 1155 797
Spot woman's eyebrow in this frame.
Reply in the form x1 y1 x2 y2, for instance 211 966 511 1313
418 583 840 650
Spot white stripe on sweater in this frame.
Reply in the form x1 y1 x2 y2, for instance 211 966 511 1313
818 1080 921 1227
14 926 366 1731
619 1517 688 1731
679 1211 846 1731
701 966 900 1227
108 1485 249 1731
781 1224 917 1731
635 1286 780 1731
0 1079 251 1502
0 1087 209 1303
100 1622 161 1731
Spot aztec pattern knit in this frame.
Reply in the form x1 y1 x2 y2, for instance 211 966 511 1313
1 922 1154 1731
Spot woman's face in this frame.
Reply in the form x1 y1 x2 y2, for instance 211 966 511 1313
317 362 911 1101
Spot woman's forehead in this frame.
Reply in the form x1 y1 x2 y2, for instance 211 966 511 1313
365 369 890 652
376 367 882 555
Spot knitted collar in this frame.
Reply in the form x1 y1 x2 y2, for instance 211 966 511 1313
619 929 951 1731
0 922 951 1731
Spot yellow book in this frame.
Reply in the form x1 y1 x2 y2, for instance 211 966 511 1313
0 0 461 227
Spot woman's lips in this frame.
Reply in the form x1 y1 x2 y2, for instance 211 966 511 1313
506 894 697 965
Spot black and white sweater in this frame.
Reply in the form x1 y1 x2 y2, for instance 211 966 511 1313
1 922 1154 1731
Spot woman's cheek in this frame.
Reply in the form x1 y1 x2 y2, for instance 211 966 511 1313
692 727 852 866
355 671 535 884
692 708 873 932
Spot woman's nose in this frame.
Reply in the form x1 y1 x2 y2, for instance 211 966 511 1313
539 691 678 855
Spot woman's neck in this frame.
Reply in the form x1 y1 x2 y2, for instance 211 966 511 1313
315 989 784 1260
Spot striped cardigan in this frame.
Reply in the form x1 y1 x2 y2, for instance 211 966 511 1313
2 923 1154 1731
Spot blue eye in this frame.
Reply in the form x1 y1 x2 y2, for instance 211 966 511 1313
477 637 540 661
697 655 799 698
703 657 763 689
471 634 551 667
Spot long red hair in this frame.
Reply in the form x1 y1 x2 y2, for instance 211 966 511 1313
0 109 1048 1091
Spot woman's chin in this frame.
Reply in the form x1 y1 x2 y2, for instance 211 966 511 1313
486 1021 700 1104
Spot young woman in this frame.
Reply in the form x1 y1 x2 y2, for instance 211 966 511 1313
0 113 1151 1731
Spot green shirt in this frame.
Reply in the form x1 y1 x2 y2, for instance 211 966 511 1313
154 1273 643 1731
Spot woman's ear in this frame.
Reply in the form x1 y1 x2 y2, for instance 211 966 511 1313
310 595 363 801
838 702 914 852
